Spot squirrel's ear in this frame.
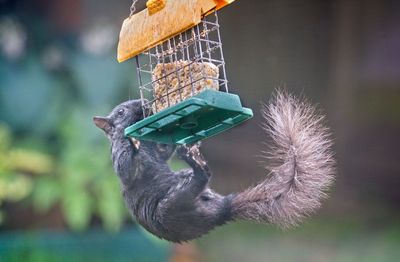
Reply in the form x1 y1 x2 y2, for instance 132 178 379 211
93 116 113 134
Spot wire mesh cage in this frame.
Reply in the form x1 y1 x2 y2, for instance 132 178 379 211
135 11 228 118
119 0 253 144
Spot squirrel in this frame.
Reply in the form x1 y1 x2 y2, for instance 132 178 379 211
93 91 335 242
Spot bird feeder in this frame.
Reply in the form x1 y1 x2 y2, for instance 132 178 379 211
118 0 253 144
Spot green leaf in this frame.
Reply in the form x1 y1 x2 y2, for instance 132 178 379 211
0 210 4 224
0 124 11 152
95 177 126 232
32 177 61 212
61 189 92 231
3 174 33 202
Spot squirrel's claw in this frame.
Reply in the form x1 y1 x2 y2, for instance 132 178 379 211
129 137 141 150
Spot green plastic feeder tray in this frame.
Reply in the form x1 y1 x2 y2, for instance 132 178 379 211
124 90 253 144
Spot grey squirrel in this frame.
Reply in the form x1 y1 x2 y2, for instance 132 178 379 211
93 91 335 242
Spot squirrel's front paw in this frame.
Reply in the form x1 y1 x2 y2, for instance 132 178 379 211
177 143 206 167
187 143 201 157
176 142 200 157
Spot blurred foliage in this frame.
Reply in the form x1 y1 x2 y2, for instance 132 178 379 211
0 14 137 232
0 124 47 221
0 94 130 232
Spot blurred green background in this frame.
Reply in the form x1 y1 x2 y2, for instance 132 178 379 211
1 0 400 261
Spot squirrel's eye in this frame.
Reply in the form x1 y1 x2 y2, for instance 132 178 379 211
117 109 125 116
200 195 211 201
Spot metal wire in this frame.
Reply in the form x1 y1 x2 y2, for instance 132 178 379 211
130 0 139 17
135 11 228 118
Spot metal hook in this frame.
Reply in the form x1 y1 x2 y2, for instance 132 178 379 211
130 0 139 17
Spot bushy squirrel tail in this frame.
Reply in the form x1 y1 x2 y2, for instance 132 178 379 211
231 91 335 228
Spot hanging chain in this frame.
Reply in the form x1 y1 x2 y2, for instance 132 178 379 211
130 0 139 17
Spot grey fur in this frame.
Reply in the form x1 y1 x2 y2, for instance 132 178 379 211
94 100 230 242
93 91 335 242
231 91 335 227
